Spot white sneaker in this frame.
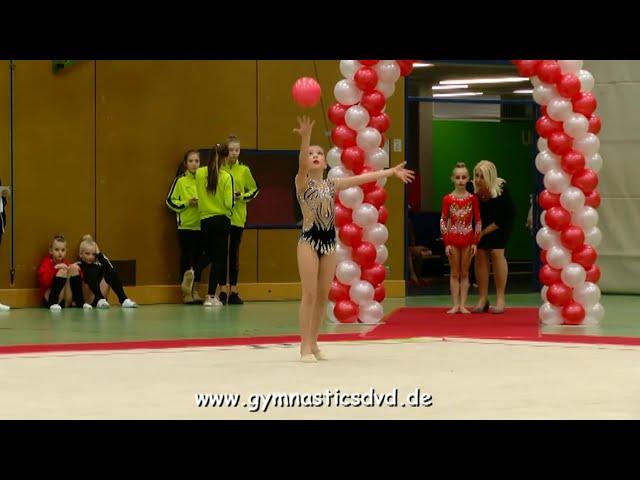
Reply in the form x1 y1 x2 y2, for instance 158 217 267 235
122 298 138 308
97 299 110 309
83 303 93 310
203 296 223 307
0 303 10 312
49 304 62 312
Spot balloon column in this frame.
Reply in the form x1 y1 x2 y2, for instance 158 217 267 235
514 60 604 326
326 60 415 324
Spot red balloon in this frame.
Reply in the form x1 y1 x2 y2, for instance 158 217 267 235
374 284 386 302
536 116 563 138
562 302 586 325
536 60 562 84
514 60 541 77
572 244 598 269
571 168 599 195
329 280 350 303
291 77 322 108
335 203 353 228
545 206 572 231
361 91 386 116
397 60 414 77
352 241 377 268
328 103 348 125
588 114 602 134
354 67 379 93
359 166 377 193
585 190 601 208
539 265 562 286
341 146 366 173
338 223 363 248
334 300 359 323
538 190 561 210
358 60 379 66
540 249 548 264
368 113 390 133
362 263 386 287
547 282 573 307
561 150 586 175
548 131 573 156
561 225 586 251
586 264 601 283
331 125 357 149
378 205 388 224
540 105 548 117
364 186 388 209
556 74 581 98
573 92 598 117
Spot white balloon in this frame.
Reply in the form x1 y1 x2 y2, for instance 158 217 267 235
326 301 338 323
358 300 384 324
375 60 401 84
547 97 573 122
535 150 560 174
572 206 599 230
586 153 603 173
533 84 556 106
326 147 343 169
353 203 379 228
539 302 563 325
335 260 361 286
584 226 602 248
563 113 589 139
540 211 547 227
536 227 560 250
573 282 601 309
336 240 352 262
356 127 382 152
558 60 583 75
573 133 600 157
338 186 364 209
537 137 548 153
366 148 388 170
585 302 605 324
547 245 572 269
345 105 370 131
349 280 375 305
577 69 595 93
339 60 360 80
530 76 542 88
544 168 571 194
375 244 388 264
560 187 586 212
328 165 353 180
561 263 587 288
363 223 388 246
541 286 549 303
334 79 362 106
376 80 395 98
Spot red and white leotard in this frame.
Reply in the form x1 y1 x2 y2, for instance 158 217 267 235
440 192 481 248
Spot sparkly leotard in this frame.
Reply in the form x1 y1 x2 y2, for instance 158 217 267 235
296 175 337 257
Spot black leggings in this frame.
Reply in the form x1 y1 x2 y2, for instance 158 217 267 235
228 226 244 286
81 255 128 305
45 274 84 308
178 229 209 282
201 215 231 295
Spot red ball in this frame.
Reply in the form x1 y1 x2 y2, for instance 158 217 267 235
378 205 389 224
585 190 601 209
561 225 586 251
548 131 573 156
540 249 548 264
539 264 562 286
561 150 586 175
572 244 598 270
359 166 377 193
562 302 586 325
556 74 581 98
352 241 377 268
545 206 572 231
536 116 563 138
331 125 357 149
291 77 321 108
573 92 598 117
338 223 363 248
515 60 541 77
329 280 350 303
334 300 359 323
374 284 386 302
397 60 414 77
586 264 601 283
571 168 599 195
328 103 348 125
368 113 390 133
354 66 379 93
362 263 386 287
335 203 353 228
341 146 365 173
364 186 388 209
588 114 602 134
538 190 561 210
358 60 379 66
536 60 562 84
547 282 573 307
360 91 386 116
